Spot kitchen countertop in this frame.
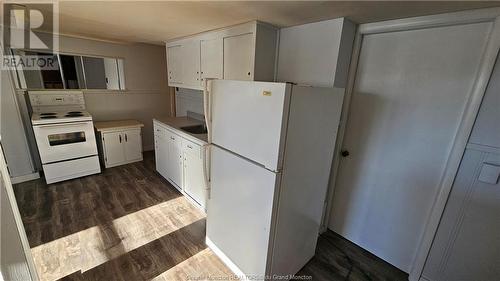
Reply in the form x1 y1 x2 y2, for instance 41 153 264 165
153 116 208 144
94 120 144 132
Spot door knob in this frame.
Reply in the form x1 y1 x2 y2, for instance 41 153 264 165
341 150 350 157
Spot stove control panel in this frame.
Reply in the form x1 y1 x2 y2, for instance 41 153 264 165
30 93 85 106
28 91 86 112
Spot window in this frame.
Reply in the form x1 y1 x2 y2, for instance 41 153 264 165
11 49 126 90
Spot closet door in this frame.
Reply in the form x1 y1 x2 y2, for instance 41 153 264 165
328 21 492 272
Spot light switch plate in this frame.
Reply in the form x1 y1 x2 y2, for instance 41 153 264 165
478 163 500 184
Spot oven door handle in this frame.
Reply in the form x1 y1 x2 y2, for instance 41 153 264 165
35 121 92 128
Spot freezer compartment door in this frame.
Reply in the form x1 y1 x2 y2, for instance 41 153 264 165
211 80 290 171
206 145 278 277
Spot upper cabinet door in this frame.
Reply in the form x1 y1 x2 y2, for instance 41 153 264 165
181 40 201 88
223 33 254 81
200 38 223 81
166 44 183 85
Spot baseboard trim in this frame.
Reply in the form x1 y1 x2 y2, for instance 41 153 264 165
11 172 40 184
206 237 247 280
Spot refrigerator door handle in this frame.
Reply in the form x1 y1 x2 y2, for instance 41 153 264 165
203 79 214 143
202 144 211 199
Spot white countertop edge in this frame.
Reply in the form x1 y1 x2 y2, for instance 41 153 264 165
153 118 208 145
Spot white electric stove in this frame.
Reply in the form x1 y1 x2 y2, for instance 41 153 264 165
29 91 101 184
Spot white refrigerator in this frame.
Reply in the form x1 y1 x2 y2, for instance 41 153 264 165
204 80 344 280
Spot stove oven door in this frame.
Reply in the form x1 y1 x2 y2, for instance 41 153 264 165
33 121 98 164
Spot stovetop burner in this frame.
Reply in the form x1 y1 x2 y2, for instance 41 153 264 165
65 113 84 117
67 111 83 114
40 116 57 119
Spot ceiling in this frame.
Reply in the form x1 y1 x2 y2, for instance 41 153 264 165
48 1 500 45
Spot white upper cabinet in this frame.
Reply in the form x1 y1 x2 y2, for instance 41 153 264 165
182 40 202 88
166 21 278 90
277 18 355 88
166 44 183 84
200 38 223 81
223 33 254 81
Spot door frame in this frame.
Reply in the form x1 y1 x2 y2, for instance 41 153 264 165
321 7 500 281
0 143 39 280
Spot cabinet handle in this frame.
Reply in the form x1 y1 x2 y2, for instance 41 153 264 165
247 72 251 76
187 145 193 149
125 134 128 142
170 136 175 140
119 134 122 143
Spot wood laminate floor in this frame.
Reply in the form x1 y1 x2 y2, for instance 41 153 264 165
15 151 407 281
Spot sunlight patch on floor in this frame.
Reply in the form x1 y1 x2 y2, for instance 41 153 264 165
31 196 205 281
151 248 237 281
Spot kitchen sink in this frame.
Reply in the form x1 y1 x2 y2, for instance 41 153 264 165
180 124 208 134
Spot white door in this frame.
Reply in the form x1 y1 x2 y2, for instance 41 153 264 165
123 129 142 161
211 80 290 171
201 38 223 81
223 33 254 81
166 45 183 84
167 131 183 189
182 40 201 88
328 22 492 272
154 125 169 179
103 131 125 167
182 141 205 208
206 145 277 277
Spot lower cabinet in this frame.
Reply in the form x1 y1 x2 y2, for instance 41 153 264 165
154 126 169 180
154 121 207 210
95 121 144 168
166 130 183 190
183 140 206 208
